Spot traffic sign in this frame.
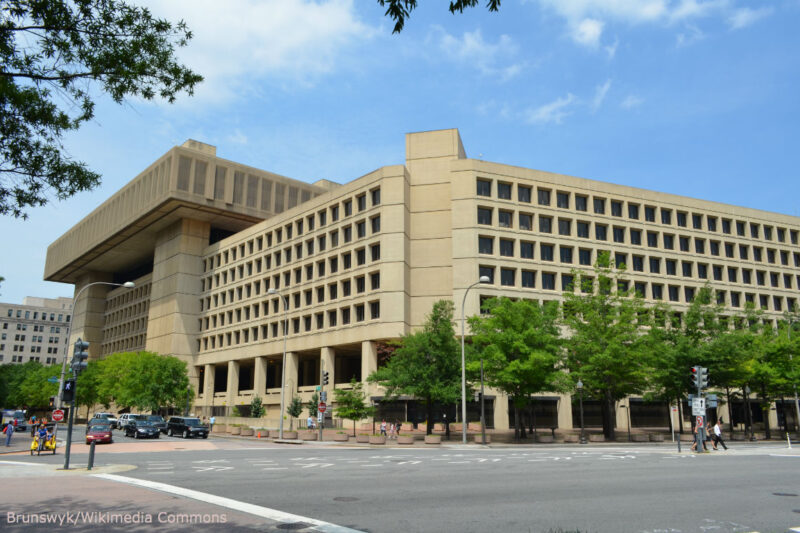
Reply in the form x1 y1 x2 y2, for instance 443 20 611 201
691 397 706 416
696 415 703 428
52 409 65 422
47 376 59 383
318 402 327 413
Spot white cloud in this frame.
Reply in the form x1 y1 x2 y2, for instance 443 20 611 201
621 94 644 109
728 7 773 30
141 0 374 103
227 130 249 145
525 94 577 124
432 27 524 81
604 37 619 58
592 79 612 111
676 24 705 46
571 18 605 47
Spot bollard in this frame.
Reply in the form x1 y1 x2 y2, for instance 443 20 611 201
87 440 96 470
788 432 792 449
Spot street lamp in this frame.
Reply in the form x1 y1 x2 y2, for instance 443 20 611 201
577 380 587 444
620 402 632 442
268 288 289 439
461 275 491 444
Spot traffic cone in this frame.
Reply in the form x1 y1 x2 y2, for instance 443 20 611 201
257 431 261 439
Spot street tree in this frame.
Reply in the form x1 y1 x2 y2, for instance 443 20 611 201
467 297 566 440
561 252 653 441
0 0 202 218
16 362 59 408
334 378 375 436
306 391 319 418
286 396 304 431
250 396 265 419
378 0 501 33
97 351 190 412
368 300 461 435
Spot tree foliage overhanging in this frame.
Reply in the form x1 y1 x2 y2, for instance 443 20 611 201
0 0 202 218
377 0 502 33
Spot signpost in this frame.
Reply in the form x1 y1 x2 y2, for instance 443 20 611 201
52 409 64 422
318 402 327 413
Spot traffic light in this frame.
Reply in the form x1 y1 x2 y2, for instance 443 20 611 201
320 390 327 402
697 367 709 388
71 339 89 375
49 396 56 408
62 379 75 403
322 370 329 386
691 366 699 388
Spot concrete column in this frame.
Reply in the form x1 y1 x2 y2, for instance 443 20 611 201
285 352 299 395
226 360 239 412
616 400 631 430
145 218 210 366
361 339 377 380
493 394 510 431
203 364 214 400
558 394 574 430
254 356 267 395
70 272 114 360
321 347 335 388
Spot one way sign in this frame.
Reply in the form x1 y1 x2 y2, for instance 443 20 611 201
62 379 75 403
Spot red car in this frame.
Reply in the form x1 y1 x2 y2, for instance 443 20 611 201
85 423 113 445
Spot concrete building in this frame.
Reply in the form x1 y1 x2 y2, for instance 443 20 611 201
45 129 800 432
0 297 73 365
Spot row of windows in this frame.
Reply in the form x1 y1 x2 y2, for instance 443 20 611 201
101 335 146 357
476 208 800 266
477 237 800 290
105 283 150 309
200 272 380 333
3 310 71 321
199 301 381 352
476 178 800 244
477 265 798 311
203 220 381 292
203 187 381 273
201 244 381 312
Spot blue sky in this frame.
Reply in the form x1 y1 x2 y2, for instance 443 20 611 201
1 0 798 304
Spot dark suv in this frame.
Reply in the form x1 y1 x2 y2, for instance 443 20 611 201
166 417 208 439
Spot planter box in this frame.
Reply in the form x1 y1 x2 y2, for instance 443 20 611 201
240 428 254 437
424 435 442 445
473 434 491 444
397 435 415 445
562 434 579 443
333 433 350 442
536 435 554 443
355 435 370 443
213 424 227 433
649 433 664 442
301 431 318 441
589 434 605 442
369 435 386 445
282 431 298 440
268 430 281 439
631 434 649 442
229 426 241 435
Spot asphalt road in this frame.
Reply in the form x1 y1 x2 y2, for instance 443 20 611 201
3 427 800 533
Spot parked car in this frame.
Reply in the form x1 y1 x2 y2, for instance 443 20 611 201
91 412 118 429
85 423 113 445
146 415 167 434
124 421 160 439
11 414 27 431
166 417 209 439
118 413 147 431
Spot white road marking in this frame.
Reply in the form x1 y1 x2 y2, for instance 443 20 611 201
92 473 361 533
192 465 234 472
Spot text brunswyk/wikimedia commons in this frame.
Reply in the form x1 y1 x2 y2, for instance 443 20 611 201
6 511 228 525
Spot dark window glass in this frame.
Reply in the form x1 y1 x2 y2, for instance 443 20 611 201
634 282 646 298
538 189 551 206
611 201 623 217
575 195 587 212
753 247 762 261
520 241 534 259
562 274 574 291
541 244 554 261
668 286 679 302
357 194 367 211
652 284 663 300
521 270 535 288
692 214 703 229
630 229 641 245
344 200 352 216
579 249 592 266
781 250 788 265
371 188 381 206
764 226 773 240
742 269 751 284
679 236 690 252
560 246 573 264
736 221 745 236
739 245 748 260
725 242 734 258
577 222 589 238
519 214 532 230
632 255 644 271
499 239 514 257
784 274 792 288
558 219 571 236
357 221 366 238
728 267 738 283
676 212 687 227
479 266 494 283
542 273 555 290
539 216 552 233
615 253 626 269
697 264 708 279
497 182 511 199
649 257 660 273
760 295 769 309
645 206 656 222
501 268 515 286
478 237 493 254
661 209 671 225
595 224 607 241
518 186 532 203
777 228 786 242
685 287 696 302
756 271 765 286
593 198 605 214
713 265 723 281
731 293 741 307
371 216 380 233
357 248 366 265
613 227 625 243
710 241 720 256
682 262 692 277
665 259 676 275
770 272 779 287
477 208 492 225
767 249 776 263
499 211 512 228
557 192 569 208
792 231 799 245
647 232 658 247
628 204 639 219
707 217 717 231
663 234 674 250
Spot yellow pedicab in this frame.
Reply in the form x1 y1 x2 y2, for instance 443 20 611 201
30 432 56 455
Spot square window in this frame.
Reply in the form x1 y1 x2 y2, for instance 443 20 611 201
498 182 512 200
520 213 533 230
539 216 552 233
518 186 532 203
579 248 592 265
593 198 605 214
577 221 589 238
557 192 570 208
661 209 672 225
521 270 535 288
558 218 571 236
595 224 608 241
575 195 588 212
500 239 514 257
645 206 656 222
542 273 556 290
668 286 680 302
611 200 623 217
630 229 642 246
479 236 493 254
501 268 515 286
499 211 512 228
613 227 625 243
479 266 495 283
520 241 534 259
560 246 573 264
538 189 551 206
541 243 554 261
477 207 492 225
676 212 687 227
628 204 639 220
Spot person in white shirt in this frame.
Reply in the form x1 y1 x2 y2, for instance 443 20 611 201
712 418 728 450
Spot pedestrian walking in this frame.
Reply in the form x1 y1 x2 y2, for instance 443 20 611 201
209 416 215 432
307 415 316 429
389 422 396 439
4 421 14 446
712 418 728 450
380 420 387 437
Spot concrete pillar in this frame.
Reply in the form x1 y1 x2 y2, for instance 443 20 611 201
226 360 239 412
203 364 214 401
285 352 299 395
321 347 335 388
70 272 114 360
558 394 574 430
254 356 267 395
616 400 630 430
493 394 510 431
145 218 210 367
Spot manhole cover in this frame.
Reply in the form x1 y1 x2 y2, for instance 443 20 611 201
276 523 311 530
772 492 798 497
334 497 359 502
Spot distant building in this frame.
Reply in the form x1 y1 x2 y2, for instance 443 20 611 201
44 130 800 431
0 297 73 365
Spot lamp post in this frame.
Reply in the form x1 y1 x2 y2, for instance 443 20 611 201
268 288 289 439
461 275 491 444
621 402 632 442
577 380 587 444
